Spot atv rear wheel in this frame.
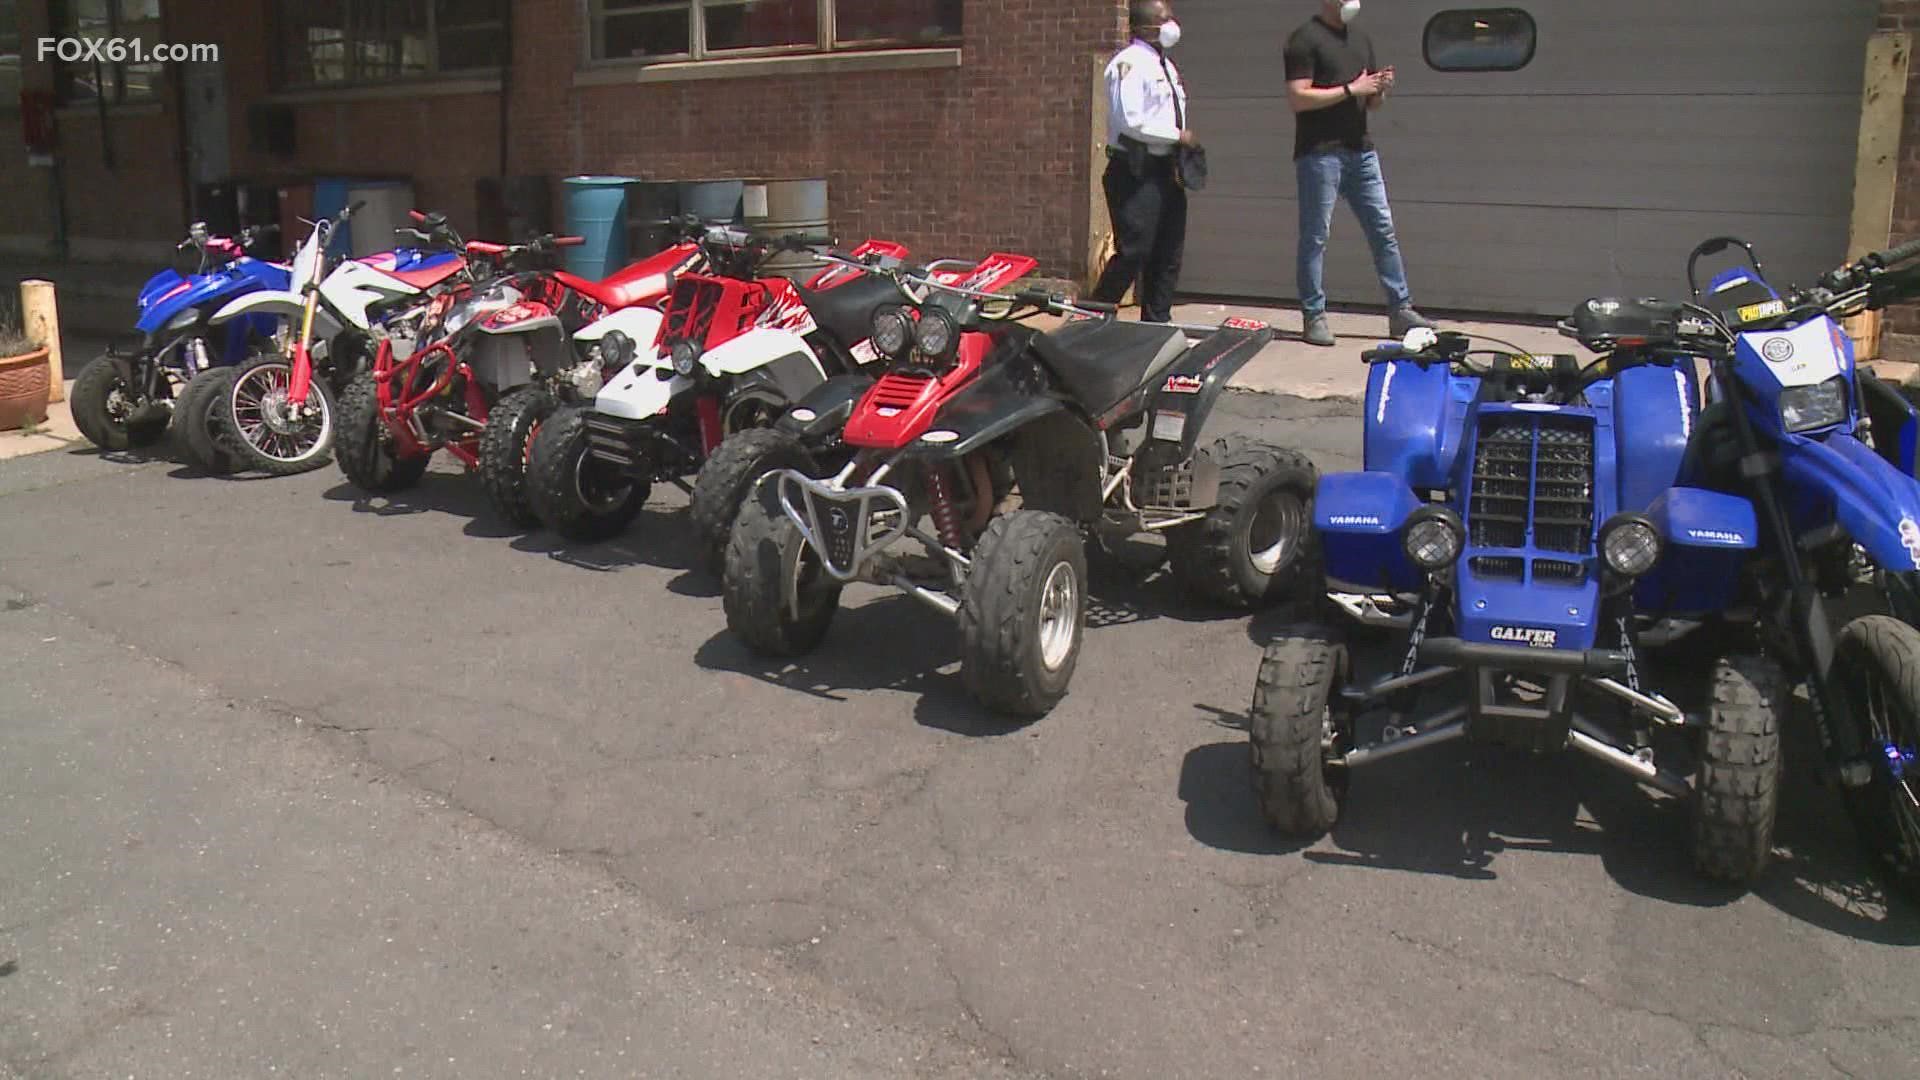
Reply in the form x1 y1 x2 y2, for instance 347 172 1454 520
958 510 1087 718
1834 615 1920 902
1249 626 1350 836
171 366 240 474
1690 651 1784 886
223 352 337 475
1167 436 1319 609
689 428 819 577
526 405 648 542
72 354 168 451
478 385 558 528
334 372 429 493
724 481 841 656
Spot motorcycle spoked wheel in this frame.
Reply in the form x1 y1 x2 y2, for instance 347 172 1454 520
223 352 338 476
1832 615 1920 902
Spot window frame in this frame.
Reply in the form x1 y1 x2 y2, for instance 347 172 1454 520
0 0 20 110
585 0 962 67
1422 8 1537 75
274 0 508 91
51 0 168 106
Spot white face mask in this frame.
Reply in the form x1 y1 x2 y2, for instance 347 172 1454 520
1339 1 1362 23
1158 19 1182 48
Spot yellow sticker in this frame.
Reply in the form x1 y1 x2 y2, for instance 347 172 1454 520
1736 299 1787 323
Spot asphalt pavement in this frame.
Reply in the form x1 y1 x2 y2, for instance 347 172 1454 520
3 391 1918 1079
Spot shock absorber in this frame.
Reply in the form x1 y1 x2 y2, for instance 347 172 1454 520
926 465 964 550
188 337 211 377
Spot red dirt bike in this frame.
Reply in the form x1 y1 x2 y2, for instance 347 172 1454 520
332 221 712 522
724 257 1309 717
528 227 916 555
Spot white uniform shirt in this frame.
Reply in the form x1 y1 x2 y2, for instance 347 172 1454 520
1105 38 1187 157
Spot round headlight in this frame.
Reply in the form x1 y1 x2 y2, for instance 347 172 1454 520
1402 507 1464 572
671 338 701 377
1600 515 1662 578
913 307 958 359
871 306 912 357
600 330 633 368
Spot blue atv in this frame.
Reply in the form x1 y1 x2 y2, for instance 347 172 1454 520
1247 236 1920 894
69 222 287 456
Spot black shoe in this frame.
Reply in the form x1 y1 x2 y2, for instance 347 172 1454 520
1303 315 1336 347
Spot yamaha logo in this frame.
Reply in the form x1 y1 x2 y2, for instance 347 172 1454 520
1327 515 1381 527
1686 528 1744 544
1490 625 1559 649
1762 337 1795 362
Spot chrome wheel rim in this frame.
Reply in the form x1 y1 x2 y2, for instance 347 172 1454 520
232 363 330 463
1037 560 1079 672
1248 491 1306 576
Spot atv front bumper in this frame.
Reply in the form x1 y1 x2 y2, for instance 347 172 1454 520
773 469 909 582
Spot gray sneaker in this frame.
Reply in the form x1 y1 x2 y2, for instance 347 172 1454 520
1303 314 1336 347
1389 306 1435 336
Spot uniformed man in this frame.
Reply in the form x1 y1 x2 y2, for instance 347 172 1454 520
1091 0 1196 324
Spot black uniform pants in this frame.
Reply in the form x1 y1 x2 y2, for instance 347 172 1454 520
1092 152 1187 324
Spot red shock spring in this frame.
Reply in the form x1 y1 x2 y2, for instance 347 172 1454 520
925 465 964 550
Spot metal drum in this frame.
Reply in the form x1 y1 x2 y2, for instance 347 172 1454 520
745 178 830 282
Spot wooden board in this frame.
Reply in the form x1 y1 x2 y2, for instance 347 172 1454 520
1843 32 1910 360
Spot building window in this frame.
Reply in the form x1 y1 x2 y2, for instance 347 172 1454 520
0 0 19 107
276 0 506 88
1424 9 1535 73
52 0 166 105
589 0 962 63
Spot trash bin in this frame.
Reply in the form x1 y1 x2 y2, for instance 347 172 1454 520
747 178 831 282
677 179 745 224
563 175 637 281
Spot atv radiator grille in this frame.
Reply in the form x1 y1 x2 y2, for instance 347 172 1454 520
867 373 933 410
1470 556 1524 582
1466 414 1597 564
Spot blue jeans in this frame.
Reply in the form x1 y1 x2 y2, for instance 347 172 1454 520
1296 149 1412 319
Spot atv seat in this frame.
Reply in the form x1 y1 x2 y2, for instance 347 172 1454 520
554 261 672 312
1032 320 1188 416
795 274 905 349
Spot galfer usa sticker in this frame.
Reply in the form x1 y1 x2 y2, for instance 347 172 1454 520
1163 373 1203 394
1490 625 1558 649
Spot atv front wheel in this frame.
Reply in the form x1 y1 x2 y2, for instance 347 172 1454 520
1249 626 1350 836
479 385 558 528
723 481 841 656
1167 436 1319 609
1690 651 1784 886
170 366 239 474
526 405 648 542
1834 615 1920 901
958 510 1087 717
71 354 168 451
689 428 819 577
224 353 337 475
334 372 429 493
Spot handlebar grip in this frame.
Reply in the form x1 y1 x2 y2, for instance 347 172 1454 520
552 236 586 248
1074 299 1118 314
409 209 428 223
1882 238 1920 266
346 200 367 215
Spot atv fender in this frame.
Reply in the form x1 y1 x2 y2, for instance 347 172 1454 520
1009 410 1105 523
1139 325 1271 459
695 327 829 402
595 366 691 421
1781 432 1920 573
904 355 1065 460
1634 486 1757 616
777 373 874 441
577 305 666 351
1858 369 1920 477
1314 471 1426 593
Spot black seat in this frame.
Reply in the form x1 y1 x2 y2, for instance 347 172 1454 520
1031 320 1188 415
795 274 907 350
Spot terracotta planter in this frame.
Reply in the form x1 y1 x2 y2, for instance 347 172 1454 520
0 347 52 432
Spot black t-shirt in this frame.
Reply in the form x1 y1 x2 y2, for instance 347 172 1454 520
1283 17 1377 159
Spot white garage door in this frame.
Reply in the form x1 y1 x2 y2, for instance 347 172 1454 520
1178 0 1879 315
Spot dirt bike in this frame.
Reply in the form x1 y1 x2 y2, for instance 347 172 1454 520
724 257 1310 717
526 226 915 555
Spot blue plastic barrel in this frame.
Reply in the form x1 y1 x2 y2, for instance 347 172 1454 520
563 175 637 280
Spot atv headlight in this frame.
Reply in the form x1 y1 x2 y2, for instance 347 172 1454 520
1401 506 1464 572
1779 377 1848 433
671 338 701 377
1599 514 1662 578
913 306 958 361
871 306 913 358
600 330 633 369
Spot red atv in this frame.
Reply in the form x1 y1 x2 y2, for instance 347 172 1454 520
723 261 1313 717
332 223 708 522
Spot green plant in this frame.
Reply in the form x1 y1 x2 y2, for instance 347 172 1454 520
0 296 36 356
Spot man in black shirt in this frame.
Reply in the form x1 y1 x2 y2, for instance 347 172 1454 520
1284 1 1432 346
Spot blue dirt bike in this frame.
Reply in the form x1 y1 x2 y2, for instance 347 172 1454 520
70 222 288 455
1247 236 1920 896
